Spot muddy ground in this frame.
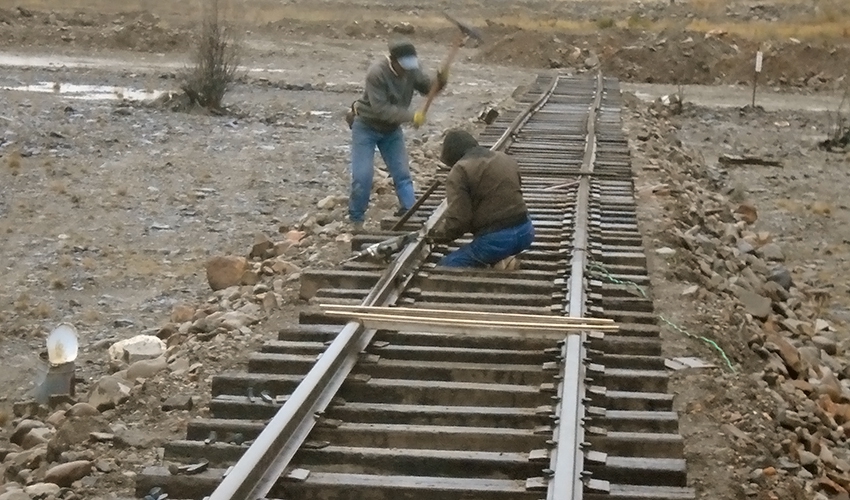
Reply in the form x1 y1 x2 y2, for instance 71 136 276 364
0 0 849 499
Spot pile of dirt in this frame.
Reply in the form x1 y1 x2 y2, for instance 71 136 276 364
0 8 190 53
476 28 850 89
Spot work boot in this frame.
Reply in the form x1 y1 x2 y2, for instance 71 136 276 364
350 221 364 234
394 207 410 217
493 255 520 271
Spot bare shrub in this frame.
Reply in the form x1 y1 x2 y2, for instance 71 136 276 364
182 0 241 111
820 82 850 151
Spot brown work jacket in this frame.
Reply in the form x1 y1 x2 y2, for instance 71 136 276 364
431 147 529 243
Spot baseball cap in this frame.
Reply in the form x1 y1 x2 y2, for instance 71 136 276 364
389 38 419 70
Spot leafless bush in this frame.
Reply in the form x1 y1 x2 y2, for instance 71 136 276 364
821 83 850 151
182 0 241 111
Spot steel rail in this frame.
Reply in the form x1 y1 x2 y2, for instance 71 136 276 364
491 74 560 152
206 74 563 500
547 72 605 500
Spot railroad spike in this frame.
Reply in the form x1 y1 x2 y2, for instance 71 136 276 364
260 390 275 403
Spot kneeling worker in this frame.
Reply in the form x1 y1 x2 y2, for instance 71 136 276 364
429 129 535 268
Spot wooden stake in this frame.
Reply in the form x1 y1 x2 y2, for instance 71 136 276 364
752 49 763 108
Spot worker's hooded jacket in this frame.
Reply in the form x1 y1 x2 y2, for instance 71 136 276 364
354 57 433 132
431 148 530 243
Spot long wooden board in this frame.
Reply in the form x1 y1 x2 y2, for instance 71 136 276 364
320 304 617 338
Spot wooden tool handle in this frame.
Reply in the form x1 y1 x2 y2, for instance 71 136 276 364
419 36 463 117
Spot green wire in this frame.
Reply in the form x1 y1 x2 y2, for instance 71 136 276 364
658 315 736 373
586 262 737 373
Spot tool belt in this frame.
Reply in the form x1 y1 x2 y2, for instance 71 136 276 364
345 102 356 129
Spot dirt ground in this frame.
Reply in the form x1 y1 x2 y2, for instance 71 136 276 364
0 0 849 499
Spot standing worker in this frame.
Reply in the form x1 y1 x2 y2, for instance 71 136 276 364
429 129 535 269
347 38 448 233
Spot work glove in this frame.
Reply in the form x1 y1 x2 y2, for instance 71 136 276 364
413 110 426 128
436 68 449 92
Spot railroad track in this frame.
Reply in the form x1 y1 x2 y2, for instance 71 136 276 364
137 74 695 500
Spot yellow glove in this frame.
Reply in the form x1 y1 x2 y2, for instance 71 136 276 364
413 110 426 128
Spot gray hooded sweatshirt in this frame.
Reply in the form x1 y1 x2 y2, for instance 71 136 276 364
353 57 433 132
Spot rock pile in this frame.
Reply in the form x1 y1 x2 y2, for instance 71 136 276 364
632 96 850 498
0 215 341 497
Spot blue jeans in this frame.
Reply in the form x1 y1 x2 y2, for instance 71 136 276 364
348 118 416 223
439 218 535 268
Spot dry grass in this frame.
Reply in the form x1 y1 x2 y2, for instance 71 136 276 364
688 0 728 17
688 18 850 41
254 5 850 42
810 201 832 215
51 277 68 290
7 150 21 171
33 302 52 318
13 293 30 312
82 257 97 271
59 255 73 267
596 18 616 30
81 308 101 324
50 180 68 195
627 13 653 29
775 198 803 213
9 0 850 42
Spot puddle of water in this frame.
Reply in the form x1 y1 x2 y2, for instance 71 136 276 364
1 81 164 102
0 53 125 69
0 53 309 76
